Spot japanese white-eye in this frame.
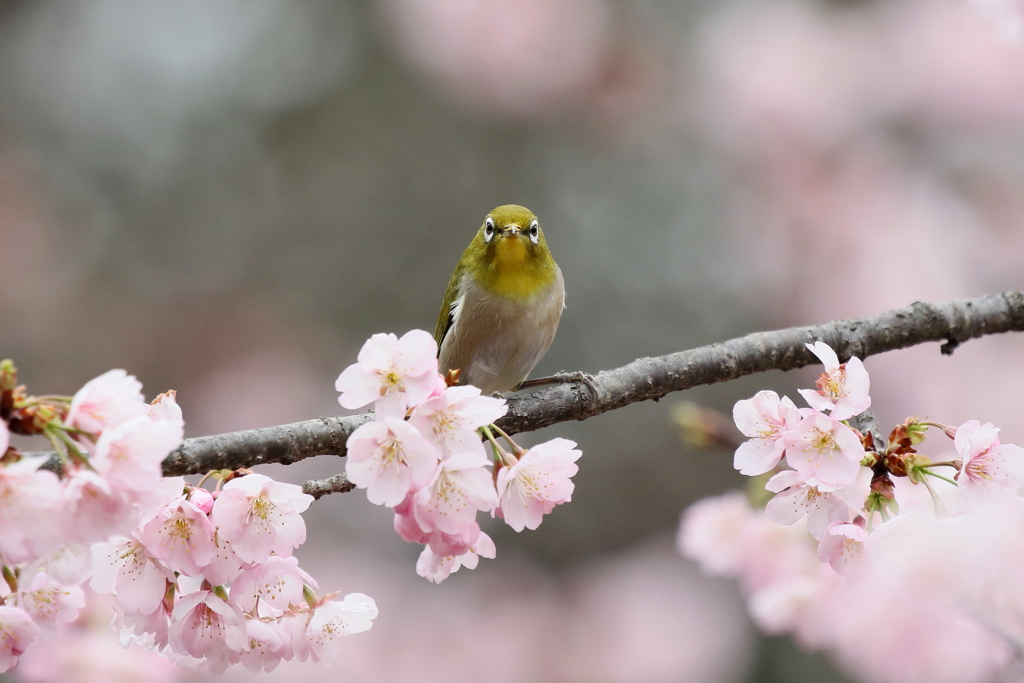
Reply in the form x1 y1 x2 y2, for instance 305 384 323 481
435 205 564 394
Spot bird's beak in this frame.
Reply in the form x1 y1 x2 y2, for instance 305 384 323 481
503 224 521 237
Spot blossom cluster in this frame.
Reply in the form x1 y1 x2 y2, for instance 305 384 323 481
336 330 582 583
678 342 1024 683
0 364 376 675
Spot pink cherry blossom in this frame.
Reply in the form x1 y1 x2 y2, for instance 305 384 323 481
90 537 173 615
16 610 179 683
797 342 871 421
238 617 293 673
395 491 482 556
116 607 171 652
0 419 8 455
62 469 137 543
784 411 864 490
202 531 249 586
35 543 91 586
9 571 84 640
817 520 869 577
90 416 183 495
677 491 755 576
211 473 313 564
146 390 184 430
0 457 63 563
954 420 1024 516
393 492 430 544
133 476 187 528
765 470 850 539
137 497 216 577
169 589 247 675
293 593 378 666
416 531 496 584
828 512 1013 683
65 369 147 434
495 437 581 532
345 417 440 507
335 330 439 411
231 555 313 613
0 606 40 673
189 487 214 514
408 385 507 459
733 390 802 475
412 451 498 535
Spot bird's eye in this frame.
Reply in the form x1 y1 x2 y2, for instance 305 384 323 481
529 220 539 244
484 217 495 242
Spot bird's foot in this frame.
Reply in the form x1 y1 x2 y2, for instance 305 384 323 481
517 371 598 399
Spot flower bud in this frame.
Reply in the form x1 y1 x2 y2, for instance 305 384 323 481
904 454 934 485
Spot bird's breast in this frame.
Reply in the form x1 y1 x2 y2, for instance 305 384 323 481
439 268 564 394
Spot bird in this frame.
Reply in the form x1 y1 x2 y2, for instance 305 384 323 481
434 205 564 395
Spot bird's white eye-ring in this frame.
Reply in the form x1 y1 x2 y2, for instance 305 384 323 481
484 217 495 242
529 220 539 244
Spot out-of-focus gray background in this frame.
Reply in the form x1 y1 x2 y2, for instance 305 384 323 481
2 0 1023 681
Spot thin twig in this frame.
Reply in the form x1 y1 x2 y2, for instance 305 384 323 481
302 474 356 500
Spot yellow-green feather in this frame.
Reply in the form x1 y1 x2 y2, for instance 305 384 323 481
434 205 558 351
434 258 465 348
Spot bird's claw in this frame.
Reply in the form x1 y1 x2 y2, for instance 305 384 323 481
516 371 599 400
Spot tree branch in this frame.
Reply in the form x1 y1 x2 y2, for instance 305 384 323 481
146 290 1021 480
302 473 356 500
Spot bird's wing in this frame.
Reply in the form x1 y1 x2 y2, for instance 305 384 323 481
434 260 466 350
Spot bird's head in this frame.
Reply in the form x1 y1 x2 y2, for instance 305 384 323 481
476 205 549 269
463 204 557 298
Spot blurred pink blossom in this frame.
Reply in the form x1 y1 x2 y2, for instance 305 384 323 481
378 0 612 117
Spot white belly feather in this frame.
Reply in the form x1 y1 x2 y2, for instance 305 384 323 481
439 269 564 394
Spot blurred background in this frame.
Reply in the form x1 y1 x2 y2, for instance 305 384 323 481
1 0 1023 681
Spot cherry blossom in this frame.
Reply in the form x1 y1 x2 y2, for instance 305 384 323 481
231 555 313 613
765 470 850 540
346 417 440 507
146 390 184 430
168 590 248 675
797 342 871 421
0 419 7 455
238 618 293 673
954 420 1024 516
677 491 755 576
65 369 147 434
408 385 507 459
90 537 173 615
393 492 482 558
0 606 40 673
137 496 216 577
189 486 214 514
8 571 84 640
412 451 498 535
62 469 137 544
0 457 63 563
202 532 249 586
784 411 864 490
416 531 496 584
293 593 378 666
211 473 313 563
817 521 869 577
733 390 801 475
90 415 183 495
335 330 440 411
496 438 581 532
116 607 171 652
34 543 91 586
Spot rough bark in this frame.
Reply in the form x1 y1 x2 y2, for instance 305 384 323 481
38 292 1023 491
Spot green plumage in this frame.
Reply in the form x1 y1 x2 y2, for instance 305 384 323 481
434 205 564 393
